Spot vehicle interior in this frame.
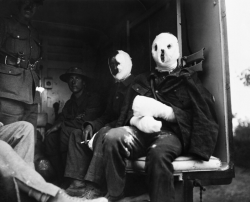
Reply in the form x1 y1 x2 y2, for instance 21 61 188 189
0 0 234 201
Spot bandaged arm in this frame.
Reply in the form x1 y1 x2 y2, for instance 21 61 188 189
132 95 176 122
130 116 162 133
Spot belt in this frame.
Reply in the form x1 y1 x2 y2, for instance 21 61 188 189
0 53 38 70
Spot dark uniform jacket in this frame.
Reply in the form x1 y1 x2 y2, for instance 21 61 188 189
86 75 134 133
116 67 219 161
55 91 103 130
0 15 41 104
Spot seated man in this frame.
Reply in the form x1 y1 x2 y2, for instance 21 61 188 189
0 121 107 202
64 51 134 198
45 67 103 184
102 33 219 202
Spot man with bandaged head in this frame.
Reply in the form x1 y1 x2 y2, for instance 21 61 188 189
64 51 134 199
0 0 44 128
101 33 219 202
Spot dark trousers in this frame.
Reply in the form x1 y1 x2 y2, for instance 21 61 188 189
65 126 110 187
64 128 93 180
44 123 77 180
103 126 182 202
0 97 38 129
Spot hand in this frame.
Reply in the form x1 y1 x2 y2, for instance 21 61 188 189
130 116 162 133
45 122 61 136
83 124 93 144
132 95 176 122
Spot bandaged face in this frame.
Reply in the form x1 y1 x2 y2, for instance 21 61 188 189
151 33 180 71
108 50 132 81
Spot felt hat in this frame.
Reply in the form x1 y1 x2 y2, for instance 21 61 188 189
60 66 92 82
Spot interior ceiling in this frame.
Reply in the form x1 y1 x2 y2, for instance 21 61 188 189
33 0 161 44
0 0 169 63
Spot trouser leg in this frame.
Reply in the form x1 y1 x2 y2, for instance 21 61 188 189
145 131 182 202
23 103 38 141
84 126 111 186
0 98 23 125
0 98 38 128
59 124 76 165
0 140 59 197
0 121 35 167
64 129 92 180
44 131 64 180
103 126 147 197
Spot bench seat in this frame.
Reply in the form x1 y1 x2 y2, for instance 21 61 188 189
126 156 222 174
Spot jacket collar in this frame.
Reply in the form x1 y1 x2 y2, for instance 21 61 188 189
121 74 134 86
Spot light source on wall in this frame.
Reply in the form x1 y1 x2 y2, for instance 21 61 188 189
36 86 45 93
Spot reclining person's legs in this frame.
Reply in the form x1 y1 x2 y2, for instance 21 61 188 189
0 135 107 202
0 121 35 167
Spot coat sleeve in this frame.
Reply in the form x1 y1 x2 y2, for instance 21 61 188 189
86 91 116 133
186 74 219 161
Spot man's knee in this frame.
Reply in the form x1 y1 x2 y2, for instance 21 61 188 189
0 140 12 154
103 127 126 145
11 121 34 143
20 121 34 135
147 134 182 166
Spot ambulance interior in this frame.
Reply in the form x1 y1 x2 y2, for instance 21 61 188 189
0 0 234 201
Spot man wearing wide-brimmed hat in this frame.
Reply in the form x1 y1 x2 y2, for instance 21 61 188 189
44 66 103 185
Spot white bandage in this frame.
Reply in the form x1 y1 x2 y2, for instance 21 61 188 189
132 95 176 122
130 116 162 133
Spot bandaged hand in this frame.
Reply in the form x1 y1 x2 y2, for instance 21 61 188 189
130 116 162 133
132 95 176 122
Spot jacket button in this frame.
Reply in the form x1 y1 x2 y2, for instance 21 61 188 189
17 35 20 38
116 96 119 99
155 90 158 93
9 71 11 73
136 88 139 91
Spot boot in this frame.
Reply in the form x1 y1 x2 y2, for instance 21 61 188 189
48 189 108 202
17 178 107 202
66 179 86 196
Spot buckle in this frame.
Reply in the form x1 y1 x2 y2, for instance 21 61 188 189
27 61 38 70
27 63 35 70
